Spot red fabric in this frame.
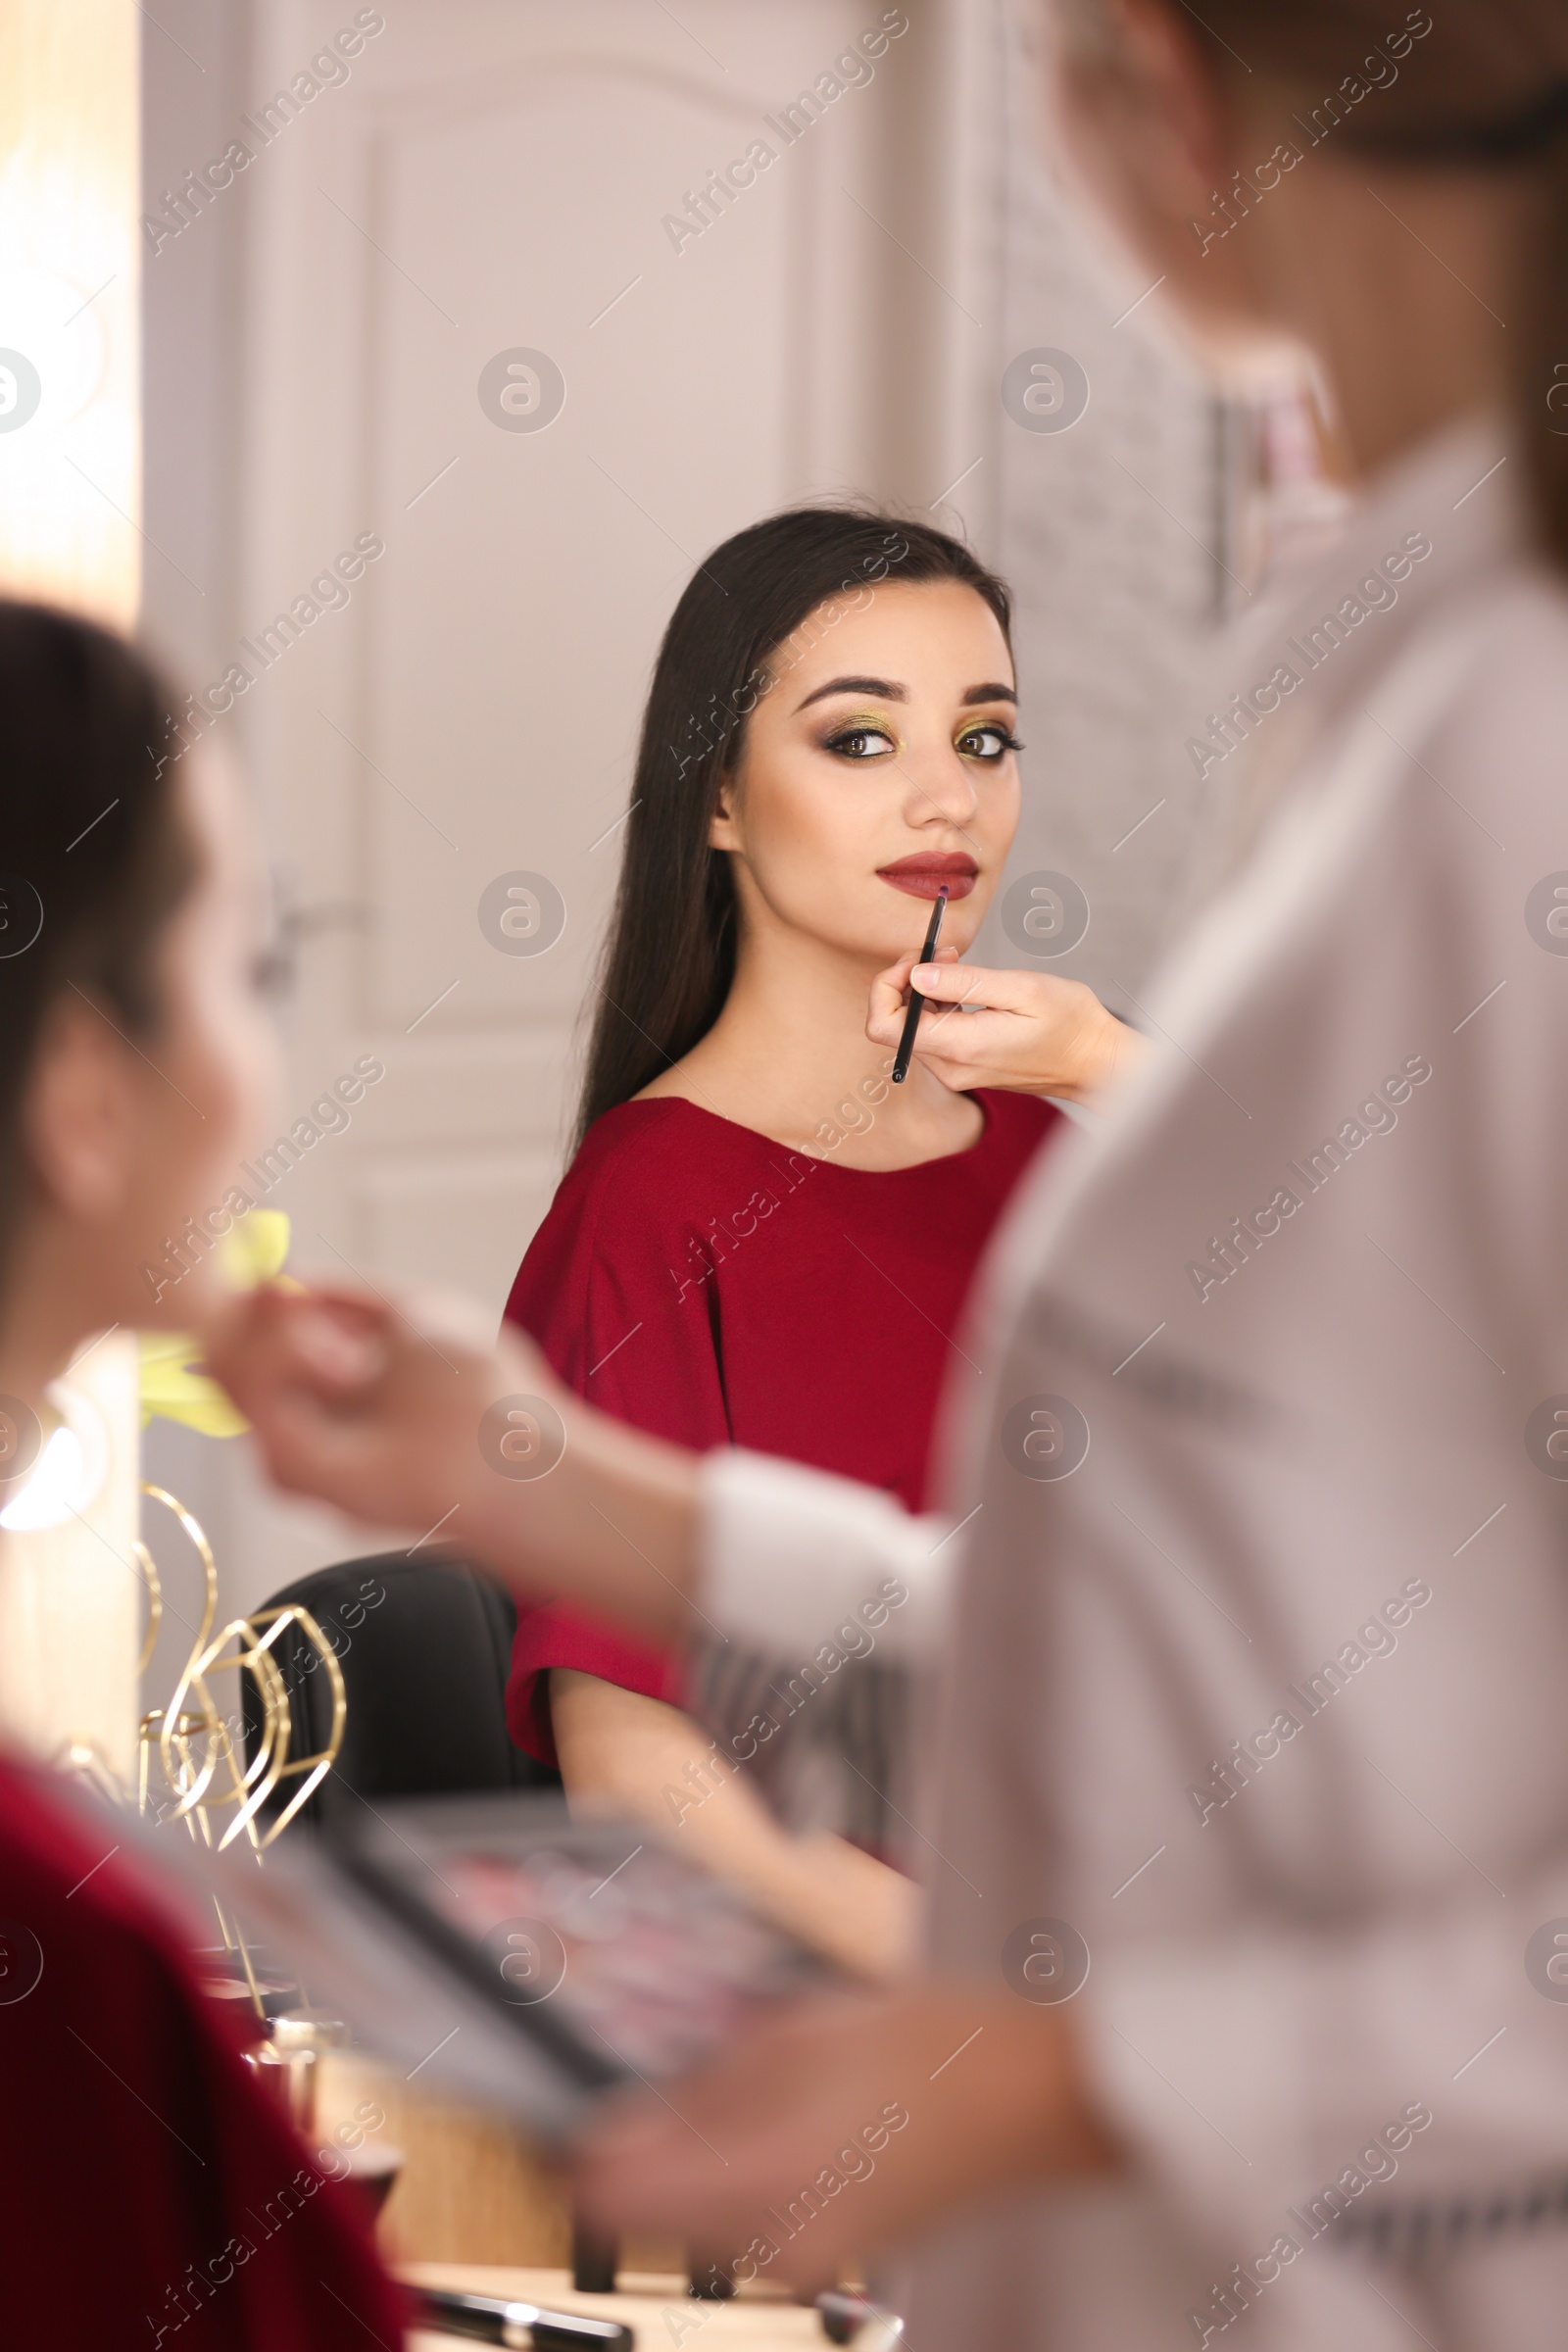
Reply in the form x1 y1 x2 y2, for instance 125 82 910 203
0 1756 408 2349
504 1090 1059 1763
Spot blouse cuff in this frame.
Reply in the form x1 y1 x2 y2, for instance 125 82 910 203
697 1446 951 1664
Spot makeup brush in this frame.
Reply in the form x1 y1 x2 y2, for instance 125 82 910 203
891 886 949 1085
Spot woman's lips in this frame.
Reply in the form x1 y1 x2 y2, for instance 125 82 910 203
876 857 979 902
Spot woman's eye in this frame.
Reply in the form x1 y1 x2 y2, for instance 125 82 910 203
957 724 1023 761
824 724 897 760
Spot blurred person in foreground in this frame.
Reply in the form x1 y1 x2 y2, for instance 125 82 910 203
215 0 1568 2343
0 609 404 2348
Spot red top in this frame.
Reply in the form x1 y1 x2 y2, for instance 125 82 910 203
503 1090 1059 1764
0 1756 407 2349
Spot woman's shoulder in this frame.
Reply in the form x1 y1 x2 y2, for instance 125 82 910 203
507 1097 762 1331
971 1087 1063 1154
0 1760 406 2344
0 1755 227 2036
556 1095 760 1206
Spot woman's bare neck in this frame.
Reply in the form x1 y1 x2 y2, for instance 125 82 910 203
634 933 983 1172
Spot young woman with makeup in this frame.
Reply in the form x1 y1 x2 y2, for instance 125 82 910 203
220 0 1568 2343
498 508 1135 1983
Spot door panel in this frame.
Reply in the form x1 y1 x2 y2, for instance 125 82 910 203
160 0 946 1605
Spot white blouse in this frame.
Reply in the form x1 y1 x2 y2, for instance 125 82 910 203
699 412 1568 2350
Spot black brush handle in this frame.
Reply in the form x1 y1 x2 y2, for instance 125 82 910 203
891 891 949 1085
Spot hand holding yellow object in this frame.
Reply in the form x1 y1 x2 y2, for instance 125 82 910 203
139 1212 300 1435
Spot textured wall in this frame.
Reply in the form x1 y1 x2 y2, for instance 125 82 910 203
963 0 1225 1018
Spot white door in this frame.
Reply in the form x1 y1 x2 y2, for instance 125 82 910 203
145 0 1001 1612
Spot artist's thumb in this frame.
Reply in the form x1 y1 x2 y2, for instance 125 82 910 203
908 959 986 1003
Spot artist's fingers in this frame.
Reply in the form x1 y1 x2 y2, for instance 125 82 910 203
908 959 1040 1011
244 1385 387 1500
906 1009 1016 1079
203 1296 387 1501
867 943 966 1046
867 955 916 1039
574 1993 894 2268
574 1983 1072 2285
206 1285 390 1412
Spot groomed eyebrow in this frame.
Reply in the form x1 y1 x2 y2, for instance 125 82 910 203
794 673 1017 713
795 673 906 711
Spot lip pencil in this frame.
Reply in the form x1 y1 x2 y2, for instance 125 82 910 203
891 885 950 1085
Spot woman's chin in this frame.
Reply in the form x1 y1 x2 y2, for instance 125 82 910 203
777 894 984 970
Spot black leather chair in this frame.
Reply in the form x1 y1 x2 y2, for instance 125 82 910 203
242 1550 560 1833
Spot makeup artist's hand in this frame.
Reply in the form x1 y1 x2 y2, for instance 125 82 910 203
205 1280 704 1637
573 1983 1121 2286
867 949 1145 1104
204 1282 533 1538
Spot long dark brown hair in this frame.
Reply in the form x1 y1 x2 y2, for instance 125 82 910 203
0 602 194 1256
576 507 1013 1148
1066 0 1568 566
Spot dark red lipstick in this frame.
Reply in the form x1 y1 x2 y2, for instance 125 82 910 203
877 853 978 903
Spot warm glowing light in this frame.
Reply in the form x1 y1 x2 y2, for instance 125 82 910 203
0 1388 110 1533
0 1333 140 1782
0 3 139 627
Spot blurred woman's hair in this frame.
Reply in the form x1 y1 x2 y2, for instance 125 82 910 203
576 507 1013 1147
1063 0 1568 567
0 603 194 1247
